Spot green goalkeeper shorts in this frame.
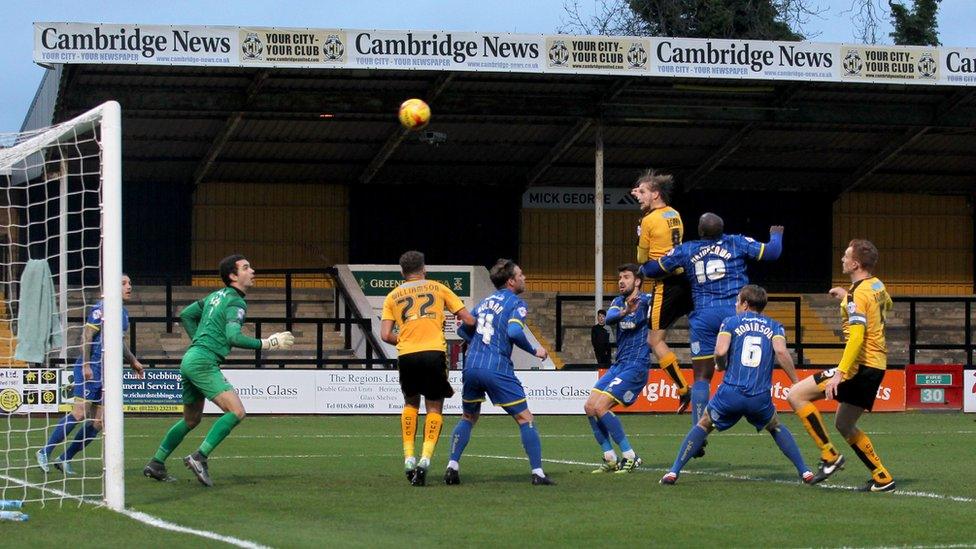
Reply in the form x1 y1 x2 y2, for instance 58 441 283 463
180 347 234 404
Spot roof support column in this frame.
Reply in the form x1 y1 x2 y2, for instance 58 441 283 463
594 122 604 317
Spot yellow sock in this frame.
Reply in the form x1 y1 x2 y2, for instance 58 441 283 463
401 405 418 459
796 403 839 462
845 429 892 483
421 412 443 461
659 352 688 395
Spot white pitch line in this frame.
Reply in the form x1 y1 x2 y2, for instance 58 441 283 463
116 509 270 549
0 473 267 548
867 543 976 549
466 454 976 503
0 473 100 505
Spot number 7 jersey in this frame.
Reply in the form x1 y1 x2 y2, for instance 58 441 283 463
382 279 465 355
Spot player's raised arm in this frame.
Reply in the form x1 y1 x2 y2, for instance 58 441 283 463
179 299 204 340
456 321 475 343
454 307 476 327
604 300 625 325
506 311 541 358
713 330 732 371
772 330 798 384
759 225 784 261
380 319 398 346
222 305 262 350
641 245 683 279
827 295 868 399
380 292 398 346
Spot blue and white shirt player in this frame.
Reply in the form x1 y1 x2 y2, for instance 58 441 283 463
585 263 653 473
445 259 554 486
73 300 130 403
593 292 652 407
38 274 143 475
660 285 813 485
642 214 783 427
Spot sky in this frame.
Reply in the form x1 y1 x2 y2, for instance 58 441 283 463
2 0 974 133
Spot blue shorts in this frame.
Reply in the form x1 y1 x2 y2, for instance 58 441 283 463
72 363 103 403
706 384 775 432
689 306 735 359
593 362 648 406
461 368 528 415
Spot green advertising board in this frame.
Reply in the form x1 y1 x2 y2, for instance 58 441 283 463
352 270 471 297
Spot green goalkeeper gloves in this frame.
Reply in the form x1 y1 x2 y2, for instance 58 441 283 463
262 331 295 350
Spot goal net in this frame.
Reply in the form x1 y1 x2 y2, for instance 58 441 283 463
0 101 123 510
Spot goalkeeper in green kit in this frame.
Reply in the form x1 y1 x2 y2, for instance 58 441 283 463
144 255 295 486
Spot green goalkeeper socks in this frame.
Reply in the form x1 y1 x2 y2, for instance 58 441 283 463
198 412 242 457
154 419 192 462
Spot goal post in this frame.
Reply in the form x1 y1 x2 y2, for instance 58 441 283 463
0 100 124 510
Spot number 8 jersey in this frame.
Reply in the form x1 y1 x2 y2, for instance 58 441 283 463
717 311 786 396
382 279 465 355
464 289 529 373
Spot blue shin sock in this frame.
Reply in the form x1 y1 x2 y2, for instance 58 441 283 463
770 425 810 476
597 412 632 453
519 422 543 470
691 381 710 425
587 415 614 453
64 422 100 461
449 418 473 463
43 414 80 457
671 425 709 474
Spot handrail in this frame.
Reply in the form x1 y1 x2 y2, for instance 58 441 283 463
327 267 393 365
63 314 395 369
130 268 334 334
555 294 976 368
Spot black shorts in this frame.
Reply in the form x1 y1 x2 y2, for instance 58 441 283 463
397 350 454 400
647 275 692 330
814 366 885 411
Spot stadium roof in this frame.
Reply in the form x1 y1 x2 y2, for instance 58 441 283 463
25 26 976 195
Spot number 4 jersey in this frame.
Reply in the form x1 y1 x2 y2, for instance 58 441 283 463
464 289 530 373
717 311 786 396
382 279 465 355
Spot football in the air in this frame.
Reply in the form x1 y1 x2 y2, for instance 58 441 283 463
398 98 431 130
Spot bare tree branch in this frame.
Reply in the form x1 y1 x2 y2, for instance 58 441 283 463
845 0 888 44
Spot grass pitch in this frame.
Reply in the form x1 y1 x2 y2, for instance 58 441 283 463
6 412 976 547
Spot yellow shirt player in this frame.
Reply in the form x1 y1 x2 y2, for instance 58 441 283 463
839 276 892 372
637 202 683 266
787 239 896 492
631 170 692 411
380 250 475 486
383 279 463 355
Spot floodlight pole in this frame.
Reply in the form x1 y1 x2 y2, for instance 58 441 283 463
594 123 604 317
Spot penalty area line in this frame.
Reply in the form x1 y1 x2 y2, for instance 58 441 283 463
467 454 976 504
116 509 270 549
0 474 267 549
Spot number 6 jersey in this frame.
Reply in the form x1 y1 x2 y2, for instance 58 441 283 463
717 311 786 396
